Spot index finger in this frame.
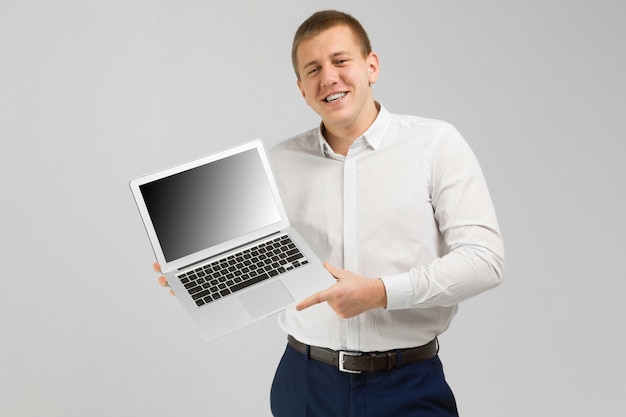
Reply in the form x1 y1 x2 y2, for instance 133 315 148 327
296 287 331 311
153 262 161 273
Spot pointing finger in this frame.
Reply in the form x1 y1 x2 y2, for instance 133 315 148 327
296 289 328 311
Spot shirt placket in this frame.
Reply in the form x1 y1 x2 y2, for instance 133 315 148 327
343 142 361 351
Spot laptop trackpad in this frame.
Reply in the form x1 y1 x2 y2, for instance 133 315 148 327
239 280 295 319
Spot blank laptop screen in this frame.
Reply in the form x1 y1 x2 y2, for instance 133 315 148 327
139 148 282 262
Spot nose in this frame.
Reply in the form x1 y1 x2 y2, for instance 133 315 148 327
320 66 339 87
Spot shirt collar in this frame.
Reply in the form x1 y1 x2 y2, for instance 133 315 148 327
317 102 391 158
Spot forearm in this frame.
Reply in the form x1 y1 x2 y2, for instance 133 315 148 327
381 225 504 309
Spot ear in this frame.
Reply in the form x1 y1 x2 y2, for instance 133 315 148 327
366 52 380 85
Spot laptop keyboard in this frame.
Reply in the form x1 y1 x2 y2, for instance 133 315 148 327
177 235 310 307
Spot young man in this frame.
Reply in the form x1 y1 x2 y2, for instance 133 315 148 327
268 10 504 417
156 9 504 417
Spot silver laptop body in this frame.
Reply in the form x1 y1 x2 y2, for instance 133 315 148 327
130 139 333 341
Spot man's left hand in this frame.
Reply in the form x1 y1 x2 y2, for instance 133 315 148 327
296 262 387 318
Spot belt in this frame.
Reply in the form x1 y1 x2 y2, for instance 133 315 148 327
287 335 438 374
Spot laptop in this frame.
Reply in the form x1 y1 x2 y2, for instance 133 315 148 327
130 139 333 341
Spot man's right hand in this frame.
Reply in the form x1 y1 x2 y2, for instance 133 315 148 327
153 262 176 296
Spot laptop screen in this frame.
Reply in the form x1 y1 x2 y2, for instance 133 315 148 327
139 148 282 262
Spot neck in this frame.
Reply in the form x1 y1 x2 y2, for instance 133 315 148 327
323 101 380 156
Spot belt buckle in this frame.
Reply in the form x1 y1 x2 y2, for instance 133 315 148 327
339 351 362 374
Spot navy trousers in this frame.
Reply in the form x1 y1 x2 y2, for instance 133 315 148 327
270 343 459 417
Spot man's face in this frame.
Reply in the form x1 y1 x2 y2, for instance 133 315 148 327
295 25 379 135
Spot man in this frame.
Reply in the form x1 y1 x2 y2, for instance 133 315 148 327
157 10 504 417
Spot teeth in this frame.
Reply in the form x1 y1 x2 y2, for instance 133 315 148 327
325 93 345 102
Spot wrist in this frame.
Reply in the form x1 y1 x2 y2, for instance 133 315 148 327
375 278 388 309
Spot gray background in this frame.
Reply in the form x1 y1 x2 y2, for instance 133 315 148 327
1 1 624 416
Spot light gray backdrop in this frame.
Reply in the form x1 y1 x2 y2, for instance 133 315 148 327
1 1 624 416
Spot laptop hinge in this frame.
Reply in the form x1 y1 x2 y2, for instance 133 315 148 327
177 231 283 271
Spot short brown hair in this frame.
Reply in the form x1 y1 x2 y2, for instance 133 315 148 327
291 10 372 79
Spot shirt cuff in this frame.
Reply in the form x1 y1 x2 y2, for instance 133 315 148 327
380 272 414 310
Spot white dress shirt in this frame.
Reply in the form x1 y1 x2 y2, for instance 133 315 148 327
270 104 504 352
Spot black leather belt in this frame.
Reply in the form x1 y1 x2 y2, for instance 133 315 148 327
287 335 438 374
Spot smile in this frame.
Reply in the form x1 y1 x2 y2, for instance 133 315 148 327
324 92 346 103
